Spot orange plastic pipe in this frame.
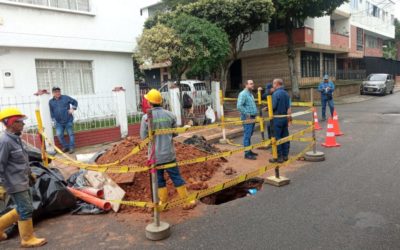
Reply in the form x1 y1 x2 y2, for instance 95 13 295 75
68 187 111 211
78 187 104 198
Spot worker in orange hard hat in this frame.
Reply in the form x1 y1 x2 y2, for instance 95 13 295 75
140 89 196 210
0 107 47 248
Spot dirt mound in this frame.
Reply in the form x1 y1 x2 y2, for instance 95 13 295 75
96 136 225 213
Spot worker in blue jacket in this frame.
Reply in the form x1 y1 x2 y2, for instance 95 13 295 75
318 74 335 121
269 79 291 164
49 87 78 154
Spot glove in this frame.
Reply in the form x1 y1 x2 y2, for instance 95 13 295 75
29 173 37 186
0 185 6 200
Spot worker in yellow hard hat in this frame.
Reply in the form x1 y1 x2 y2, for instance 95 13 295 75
140 89 196 210
0 107 47 247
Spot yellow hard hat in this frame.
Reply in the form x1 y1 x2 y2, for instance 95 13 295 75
144 89 163 104
0 107 26 121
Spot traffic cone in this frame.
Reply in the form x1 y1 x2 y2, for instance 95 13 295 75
313 108 322 130
322 118 340 148
332 110 344 136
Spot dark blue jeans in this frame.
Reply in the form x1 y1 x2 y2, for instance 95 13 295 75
157 161 185 188
241 114 256 157
9 190 34 221
274 118 290 157
321 96 334 119
56 121 75 149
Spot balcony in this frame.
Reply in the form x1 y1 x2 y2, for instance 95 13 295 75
269 27 314 48
331 33 349 49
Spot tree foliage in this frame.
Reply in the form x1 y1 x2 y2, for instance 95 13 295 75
272 0 348 99
137 14 229 83
161 0 197 10
145 0 275 91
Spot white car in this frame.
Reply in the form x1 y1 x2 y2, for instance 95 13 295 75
159 80 211 106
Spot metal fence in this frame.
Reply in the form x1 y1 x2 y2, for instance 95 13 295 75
0 95 40 148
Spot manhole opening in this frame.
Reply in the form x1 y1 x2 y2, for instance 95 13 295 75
200 178 264 205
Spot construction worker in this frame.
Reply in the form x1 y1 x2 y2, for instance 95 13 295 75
237 80 258 160
269 79 291 164
49 87 78 154
140 89 196 210
0 107 47 247
318 74 335 121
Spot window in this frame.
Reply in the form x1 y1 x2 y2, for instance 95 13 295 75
7 0 90 12
323 53 335 77
36 60 94 95
366 35 377 48
194 83 207 91
301 51 320 77
181 84 191 92
356 28 363 51
372 5 379 18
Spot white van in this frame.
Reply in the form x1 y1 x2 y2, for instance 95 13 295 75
159 80 211 105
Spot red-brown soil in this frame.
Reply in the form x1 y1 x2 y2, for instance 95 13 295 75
96 136 225 213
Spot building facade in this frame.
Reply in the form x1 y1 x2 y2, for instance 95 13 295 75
0 0 144 113
237 0 396 91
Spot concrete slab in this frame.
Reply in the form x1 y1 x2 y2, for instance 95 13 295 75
264 176 290 187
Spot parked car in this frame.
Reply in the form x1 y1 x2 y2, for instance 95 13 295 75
360 73 395 96
159 80 211 105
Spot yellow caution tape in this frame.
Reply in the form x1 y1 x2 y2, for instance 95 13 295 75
112 141 315 210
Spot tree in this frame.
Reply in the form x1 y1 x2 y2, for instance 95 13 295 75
146 0 275 92
137 14 230 84
383 19 400 60
162 0 197 10
178 0 275 92
272 0 347 99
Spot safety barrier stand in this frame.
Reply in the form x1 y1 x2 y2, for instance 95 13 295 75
35 109 49 167
264 95 290 187
304 89 325 162
145 109 171 240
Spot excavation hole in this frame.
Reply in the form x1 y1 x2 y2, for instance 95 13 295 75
200 178 264 205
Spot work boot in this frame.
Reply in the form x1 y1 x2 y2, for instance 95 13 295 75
176 186 196 210
18 219 47 248
68 148 75 154
277 156 284 164
0 209 19 241
158 187 168 205
249 151 258 156
283 156 289 162
61 148 69 153
269 158 277 163
245 155 257 160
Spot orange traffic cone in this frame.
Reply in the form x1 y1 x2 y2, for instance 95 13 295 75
322 118 340 148
332 110 344 136
313 108 322 130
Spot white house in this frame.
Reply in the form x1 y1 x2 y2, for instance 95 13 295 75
0 0 158 120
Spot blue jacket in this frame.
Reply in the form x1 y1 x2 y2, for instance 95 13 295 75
318 81 335 96
272 87 290 117
49 95 78 124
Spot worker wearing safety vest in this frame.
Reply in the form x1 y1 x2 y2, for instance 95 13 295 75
0 107 47 248
140 89 196 210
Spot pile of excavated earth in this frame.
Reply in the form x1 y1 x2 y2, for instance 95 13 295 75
96 136 226 213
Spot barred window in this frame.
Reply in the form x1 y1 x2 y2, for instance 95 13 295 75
323 53 335 77
7 0 90 12
36 60 94 95
301 51 320 77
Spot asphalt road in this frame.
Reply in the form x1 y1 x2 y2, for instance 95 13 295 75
2 92 400 249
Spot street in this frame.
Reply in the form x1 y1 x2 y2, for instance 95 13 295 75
2 92 400 249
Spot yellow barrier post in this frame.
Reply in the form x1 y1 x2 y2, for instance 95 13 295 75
264 95 290 187
145 109 171 240
35 109 49 167
304 88 325 162
219 90 228 144
257 89 265 141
